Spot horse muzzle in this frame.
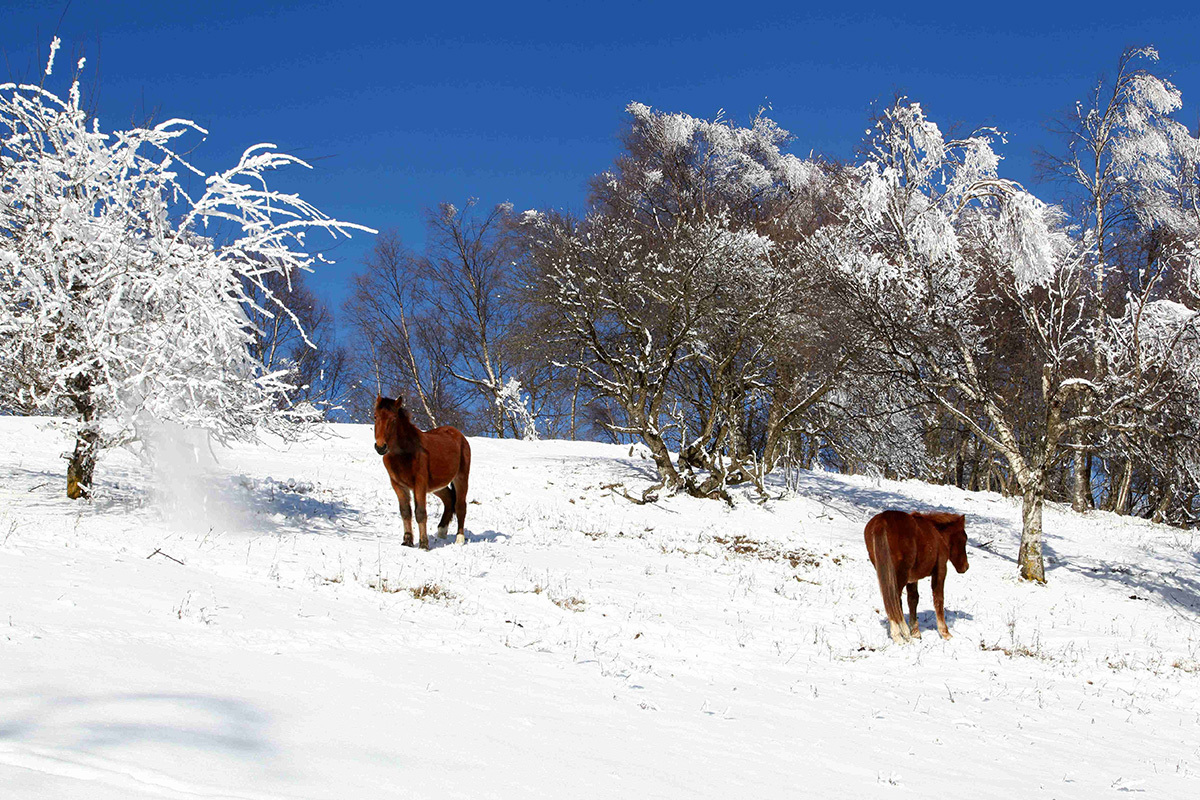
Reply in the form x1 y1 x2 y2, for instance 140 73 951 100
374 443 388 456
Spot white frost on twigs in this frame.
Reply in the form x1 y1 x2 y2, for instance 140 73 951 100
0 43 374 456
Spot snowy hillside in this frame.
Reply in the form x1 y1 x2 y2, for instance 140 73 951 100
1 417 1198 798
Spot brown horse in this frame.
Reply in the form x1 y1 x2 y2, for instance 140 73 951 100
864 510 969 644
373 396 471 549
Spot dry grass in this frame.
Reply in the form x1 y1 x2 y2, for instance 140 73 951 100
711 533 842 570
365 577 455 602
551 595 586 612
367 576 404 593
409 581 455 602
978 639 1048 661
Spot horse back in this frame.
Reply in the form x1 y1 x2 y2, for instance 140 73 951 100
422 426 470 486
864 510 940 583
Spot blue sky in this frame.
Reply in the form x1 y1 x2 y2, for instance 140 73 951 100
5 1 1200 317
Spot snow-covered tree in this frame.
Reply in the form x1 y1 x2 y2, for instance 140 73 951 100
816 100 1087 582
522 103 836 500
1097 74 1200 519
1037 46 1188 510
495 377 538 440
0 42 369 498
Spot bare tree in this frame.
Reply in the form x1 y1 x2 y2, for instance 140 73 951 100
241 267 350 415
418 200 533 438
343 231 463 428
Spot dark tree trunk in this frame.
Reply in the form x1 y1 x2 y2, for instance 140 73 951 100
66 427 99 499
66 376 99 499
1072 448 1094 512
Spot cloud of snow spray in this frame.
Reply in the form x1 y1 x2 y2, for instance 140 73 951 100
141 421 246 535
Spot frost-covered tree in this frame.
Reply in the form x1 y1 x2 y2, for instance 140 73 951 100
522 103 836 500
1037 46 1188 510
0 42 368 498
1096 78 1200 519
817 100 1089 582
495 377 538 440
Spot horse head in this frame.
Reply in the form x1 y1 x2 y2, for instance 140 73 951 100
921 512 970 574
374 396 398 455
943 515 970 573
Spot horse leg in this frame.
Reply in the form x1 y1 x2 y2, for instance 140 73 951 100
906 582 921 639
453 471 468 545
932 566 951 639
433 487 454 539
414 483 429 551
393 482 414 547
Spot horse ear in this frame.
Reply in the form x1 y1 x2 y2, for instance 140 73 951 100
375 396 395 411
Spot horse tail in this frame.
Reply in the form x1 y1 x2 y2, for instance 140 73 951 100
446 480 457 512
867 516 907 640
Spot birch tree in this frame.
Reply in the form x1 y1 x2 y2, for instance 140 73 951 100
1037 46 1186 510
818 100 1087 581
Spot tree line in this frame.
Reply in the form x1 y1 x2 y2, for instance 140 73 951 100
339 48 1200 582
4 42 1197 584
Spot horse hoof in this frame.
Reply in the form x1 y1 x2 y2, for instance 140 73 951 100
402 539 414 548
940 631 953 640
437 527 448 539
419 542 430 551
456 534 466 545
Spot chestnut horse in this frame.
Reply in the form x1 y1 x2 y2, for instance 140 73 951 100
864 510 969 643
373 396 471 549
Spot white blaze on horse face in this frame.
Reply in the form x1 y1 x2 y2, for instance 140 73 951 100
373 409 390 455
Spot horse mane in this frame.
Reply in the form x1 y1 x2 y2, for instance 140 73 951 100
378 396 422 454
912 511 965 532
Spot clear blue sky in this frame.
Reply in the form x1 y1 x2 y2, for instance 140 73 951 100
5 1 1200 319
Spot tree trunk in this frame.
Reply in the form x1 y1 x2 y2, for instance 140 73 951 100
1018 485 1046 583
1151 481 1174 524
955 424 964 489
65 373 99 500
1071 448 1093 512
1113 458 1134 516
66 427 99 499
569 367 581 441
642 426 682 495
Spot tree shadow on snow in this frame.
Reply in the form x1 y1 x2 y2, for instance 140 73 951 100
1063 560 1200 619
231 474 362 528
783 470 1013 534
0 691 273 757
0 464 146 517
552 454 660 486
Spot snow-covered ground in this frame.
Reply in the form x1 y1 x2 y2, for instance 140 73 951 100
2 417 1198 798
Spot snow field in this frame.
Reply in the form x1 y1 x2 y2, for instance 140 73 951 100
2 417 1199 798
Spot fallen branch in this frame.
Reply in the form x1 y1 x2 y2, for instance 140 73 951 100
147 548 185 566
